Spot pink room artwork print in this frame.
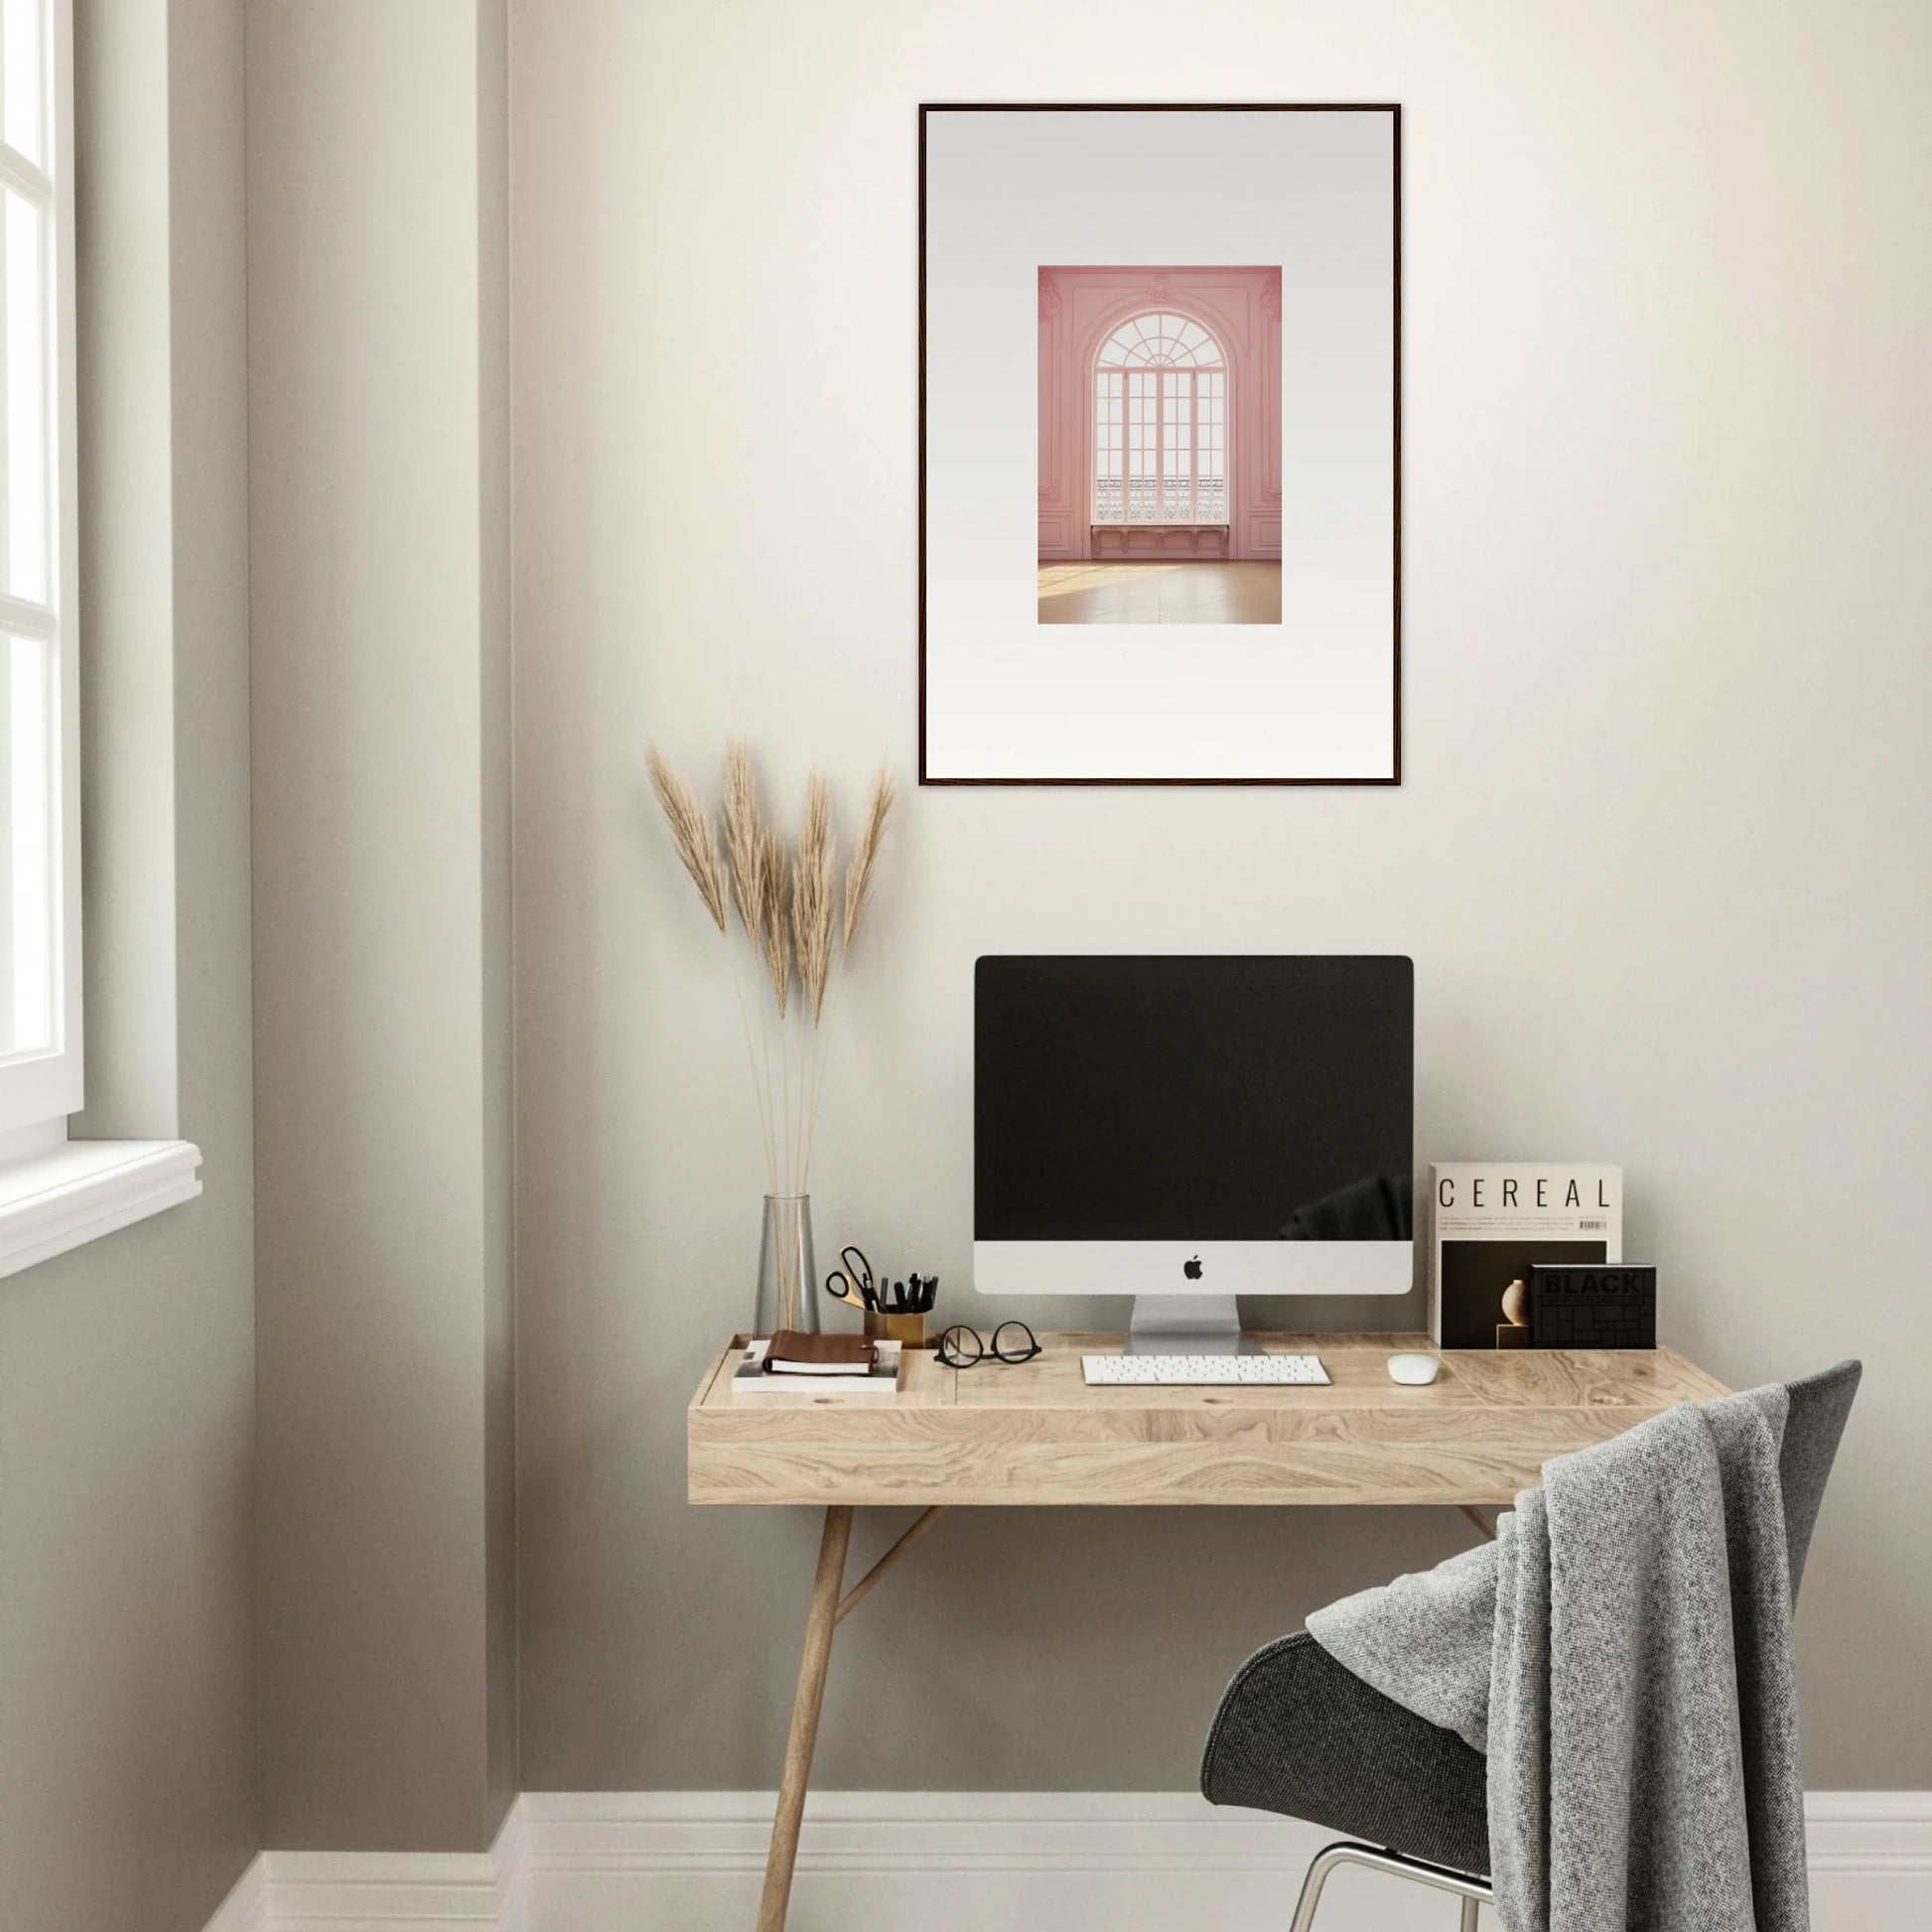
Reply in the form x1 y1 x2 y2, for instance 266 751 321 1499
1037 266 1283 626
920 104 1399 783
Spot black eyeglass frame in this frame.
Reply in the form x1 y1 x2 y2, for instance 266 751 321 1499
935 1320 1041 1368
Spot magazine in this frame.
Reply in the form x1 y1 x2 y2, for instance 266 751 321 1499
1429 1164 1621 1349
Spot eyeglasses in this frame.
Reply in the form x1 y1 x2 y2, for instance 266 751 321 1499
936 1320 1040 1368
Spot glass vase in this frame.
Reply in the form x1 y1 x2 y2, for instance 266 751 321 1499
754 1193 818 1338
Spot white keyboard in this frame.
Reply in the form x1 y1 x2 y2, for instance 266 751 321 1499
1081 1352 1329 1387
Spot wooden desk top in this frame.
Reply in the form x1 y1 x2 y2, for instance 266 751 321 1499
687 1332 1728 1508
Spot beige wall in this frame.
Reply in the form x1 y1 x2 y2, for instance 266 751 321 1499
511 0 1932 1794
0 4 258 1930
249 0 515 1853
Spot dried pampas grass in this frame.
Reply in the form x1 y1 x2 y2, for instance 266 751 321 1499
792 774 836 1024
758 826 793 1019
843 762 895 951
722 739 763 940
646 748 727 934
646 741 896 1202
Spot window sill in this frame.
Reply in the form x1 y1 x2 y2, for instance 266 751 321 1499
0 1139 203 1282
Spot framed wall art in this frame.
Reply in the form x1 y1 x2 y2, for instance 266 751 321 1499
918 104 1401 785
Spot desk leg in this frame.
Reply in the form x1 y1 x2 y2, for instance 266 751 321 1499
758 1504 853 1932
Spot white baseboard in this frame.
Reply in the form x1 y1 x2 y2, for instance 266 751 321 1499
201 1853 266 1932
201 1789 1932 1932
1804 1792 1932 1931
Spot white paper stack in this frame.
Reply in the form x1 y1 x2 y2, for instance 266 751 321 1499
730 1337 904 1399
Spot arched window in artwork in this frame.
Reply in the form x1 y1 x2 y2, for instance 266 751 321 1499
1093 313 1227 525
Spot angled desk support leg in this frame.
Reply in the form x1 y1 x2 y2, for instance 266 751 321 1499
837 1505 946 1624
757 1505 949 1932
757 1506 851 1932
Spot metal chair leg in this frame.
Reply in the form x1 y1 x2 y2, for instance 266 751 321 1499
1286 1844 1350 1932
1288 1841 1493 1932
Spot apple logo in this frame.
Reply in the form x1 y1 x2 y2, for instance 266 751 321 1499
1183 1255 1203 1280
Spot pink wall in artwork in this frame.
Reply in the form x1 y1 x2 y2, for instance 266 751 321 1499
1038 266 1282 564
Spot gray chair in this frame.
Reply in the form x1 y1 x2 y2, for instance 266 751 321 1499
1200 1361 1861 1929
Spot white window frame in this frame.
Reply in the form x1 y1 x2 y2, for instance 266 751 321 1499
0 0 201 1278
1092 312 1228 528
0 0 79 1145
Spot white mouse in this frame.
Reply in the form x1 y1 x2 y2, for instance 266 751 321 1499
1387 1352 1442 1386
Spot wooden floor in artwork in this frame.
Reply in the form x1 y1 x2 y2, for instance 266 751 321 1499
1037 562 1283 625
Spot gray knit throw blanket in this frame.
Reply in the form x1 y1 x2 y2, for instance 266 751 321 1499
1307 1387 1809 1932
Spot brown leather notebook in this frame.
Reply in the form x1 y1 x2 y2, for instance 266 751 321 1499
765 1330 877 1374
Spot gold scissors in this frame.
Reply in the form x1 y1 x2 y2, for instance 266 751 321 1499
824 1244 878 1312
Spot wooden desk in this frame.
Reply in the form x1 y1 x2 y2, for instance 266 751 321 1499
688 1331 1727 1931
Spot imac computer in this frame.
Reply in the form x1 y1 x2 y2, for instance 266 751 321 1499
974 955 1414 1354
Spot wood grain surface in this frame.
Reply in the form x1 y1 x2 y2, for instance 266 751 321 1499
688 1332 1729 1508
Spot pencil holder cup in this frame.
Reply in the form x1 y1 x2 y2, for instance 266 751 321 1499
867 1310 927 1348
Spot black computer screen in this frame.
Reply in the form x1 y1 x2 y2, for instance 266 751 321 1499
974 956 1414 1241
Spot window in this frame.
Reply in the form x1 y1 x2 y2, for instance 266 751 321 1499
1093 312 1227 526
0 1 200 1273
0 0 77 1143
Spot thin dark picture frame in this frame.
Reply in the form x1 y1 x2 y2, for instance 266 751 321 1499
917 102 1403 787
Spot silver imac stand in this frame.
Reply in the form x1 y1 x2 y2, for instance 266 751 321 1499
1124 1294 1257 1356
